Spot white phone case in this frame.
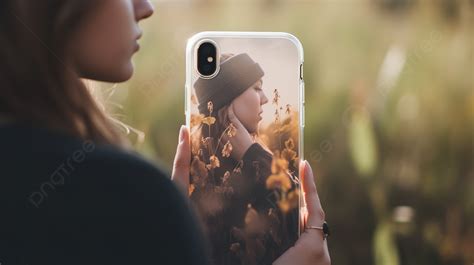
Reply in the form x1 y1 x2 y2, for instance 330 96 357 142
186 31 304 265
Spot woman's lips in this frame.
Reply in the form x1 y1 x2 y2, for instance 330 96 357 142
134 31 143 52
136 31 143 40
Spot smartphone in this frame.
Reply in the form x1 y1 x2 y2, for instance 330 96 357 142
185 31 304 265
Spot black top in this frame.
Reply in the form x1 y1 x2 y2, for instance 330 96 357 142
0 124 211 265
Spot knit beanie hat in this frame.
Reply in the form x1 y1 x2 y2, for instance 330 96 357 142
194 53 265 114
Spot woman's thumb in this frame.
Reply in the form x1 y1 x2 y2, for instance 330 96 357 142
172 125 191 194
300 160 325 225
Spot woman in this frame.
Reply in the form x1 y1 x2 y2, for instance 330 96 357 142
190 53 300 265
0 1 330 265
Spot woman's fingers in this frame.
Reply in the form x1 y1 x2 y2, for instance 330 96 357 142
171 125 191 194
225 103 254 160
300 160 325 226
227 103 244 129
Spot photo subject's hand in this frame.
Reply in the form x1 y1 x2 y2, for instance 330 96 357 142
225 103 254 160
171 125 191 195
273 161 331 265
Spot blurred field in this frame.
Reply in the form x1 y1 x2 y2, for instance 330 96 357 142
94 0 474 264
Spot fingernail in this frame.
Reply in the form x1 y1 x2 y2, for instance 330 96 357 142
179 125 185 143
305 160 311 171
300 160 306 177
304 160 315 182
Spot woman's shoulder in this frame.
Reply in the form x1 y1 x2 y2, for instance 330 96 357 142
0 123 176 198
0 123 186 220
0 124 212 265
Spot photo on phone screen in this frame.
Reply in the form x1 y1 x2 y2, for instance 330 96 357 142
186 32 304 265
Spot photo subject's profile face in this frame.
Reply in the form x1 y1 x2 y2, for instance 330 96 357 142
232 79 268 134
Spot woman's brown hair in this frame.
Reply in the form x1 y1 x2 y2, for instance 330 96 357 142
0 0 126 145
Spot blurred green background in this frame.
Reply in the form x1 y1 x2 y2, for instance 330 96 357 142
95 0 474 264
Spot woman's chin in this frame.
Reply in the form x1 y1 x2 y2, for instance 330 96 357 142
115 63 134 82
106 65 134 82
82 65 134 83
246 124 259 134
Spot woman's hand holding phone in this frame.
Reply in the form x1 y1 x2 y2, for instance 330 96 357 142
171 126 191 194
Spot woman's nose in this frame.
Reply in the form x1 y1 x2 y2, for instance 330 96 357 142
261 92 269 105
135 0 154 21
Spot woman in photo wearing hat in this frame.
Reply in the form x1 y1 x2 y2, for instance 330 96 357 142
0 1 330 265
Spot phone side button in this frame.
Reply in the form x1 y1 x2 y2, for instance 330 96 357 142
300 64 304 80
301 81 305 104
